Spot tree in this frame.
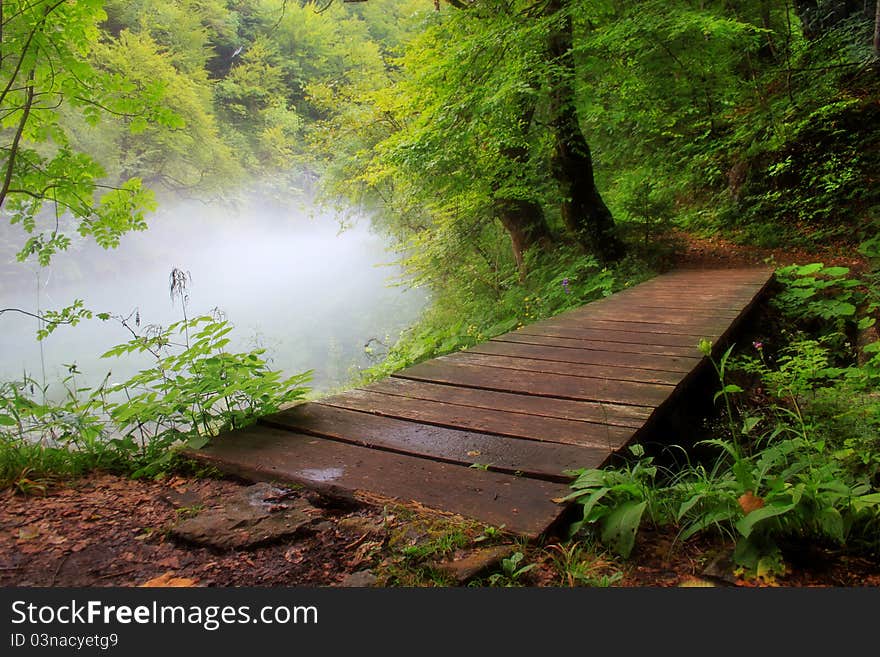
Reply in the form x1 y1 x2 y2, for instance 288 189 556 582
0 0 178 265
545 0 623 262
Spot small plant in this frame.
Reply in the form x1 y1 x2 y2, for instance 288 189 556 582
563 444 659 558
487 551 536 586
547 542 623 587
772 264 864 345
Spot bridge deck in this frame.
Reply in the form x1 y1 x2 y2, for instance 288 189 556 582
191 267 774 537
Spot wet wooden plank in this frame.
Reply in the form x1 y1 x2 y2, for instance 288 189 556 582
261 403 607 479
366 377 653 428
317 388 635 449
494 332 702 358
191 426 569 538
531 317 728 337
394 359 674 407
510 324 707 348
438 351 683 386
467 340 700 373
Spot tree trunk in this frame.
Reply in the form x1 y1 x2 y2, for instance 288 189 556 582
793 0 874 39
493 87 553 278
545 0 624 263
495 195 552 276
874 0 879 60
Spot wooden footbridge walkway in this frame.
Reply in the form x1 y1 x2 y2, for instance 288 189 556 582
192 267 774 537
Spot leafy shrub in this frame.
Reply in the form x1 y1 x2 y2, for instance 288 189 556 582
0 312 311 485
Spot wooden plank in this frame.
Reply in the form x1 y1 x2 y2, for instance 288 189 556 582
572 304 742 318
567 309 737 326
587 297 756 312
394 359 674 407
511 324 708 348
366 377 653 428
494 332 702 358
316 389 634 450
261 403 607 478
191 426 569 538
439 351 683 386
533 317 727 337
467 339 700 373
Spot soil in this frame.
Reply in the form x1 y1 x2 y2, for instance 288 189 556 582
665 230 867 272
2 472 878 588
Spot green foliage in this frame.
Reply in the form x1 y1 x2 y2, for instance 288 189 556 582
773 263 863 324
0 374 128 491
101 312 311 477
563 445 659 559
0 0 180 265
0 311 311 486
486 551 537 587
546 541 624 587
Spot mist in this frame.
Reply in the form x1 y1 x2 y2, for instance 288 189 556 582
0 191 428 399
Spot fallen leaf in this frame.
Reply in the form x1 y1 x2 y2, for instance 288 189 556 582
679 577 716 587
284 547 304 564
139 571 198 587
157 556 180 569
738 491 764 515
17 526 39 541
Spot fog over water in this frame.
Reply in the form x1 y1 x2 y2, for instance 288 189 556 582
0 193 427 399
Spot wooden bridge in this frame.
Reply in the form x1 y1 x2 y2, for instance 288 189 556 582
191 267 774 538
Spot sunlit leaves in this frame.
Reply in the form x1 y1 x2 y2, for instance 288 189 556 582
0 0 183 265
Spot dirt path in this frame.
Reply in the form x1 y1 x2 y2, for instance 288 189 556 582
666 230 866 271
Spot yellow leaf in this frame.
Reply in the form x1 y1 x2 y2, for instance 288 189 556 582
139 572 198 587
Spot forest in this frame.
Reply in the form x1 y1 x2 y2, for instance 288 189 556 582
1 0 879 587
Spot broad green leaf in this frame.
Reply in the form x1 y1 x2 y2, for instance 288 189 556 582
735 502 796 538
600 500 647 558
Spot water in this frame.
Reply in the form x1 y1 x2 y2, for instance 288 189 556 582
0 193 427 400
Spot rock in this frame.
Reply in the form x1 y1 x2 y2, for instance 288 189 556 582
431 545 517 584
702 549 738 586
336 516 386 536
338 570 379 587
160 488 203 510
170 483 320 550
312 520 336 534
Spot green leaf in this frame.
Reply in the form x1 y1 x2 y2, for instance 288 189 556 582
735 502 796 538
795 263 824 276
741 416 761 435
853 493 880 513
0 414 17 426
600 500 647 558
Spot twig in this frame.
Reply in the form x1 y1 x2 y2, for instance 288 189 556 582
95 566 139 581
50 552 69 585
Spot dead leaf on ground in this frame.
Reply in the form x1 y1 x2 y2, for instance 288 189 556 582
139 571 198 587
17 526 39 541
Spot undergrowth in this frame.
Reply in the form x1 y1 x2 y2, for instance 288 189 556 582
566 255 880 582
